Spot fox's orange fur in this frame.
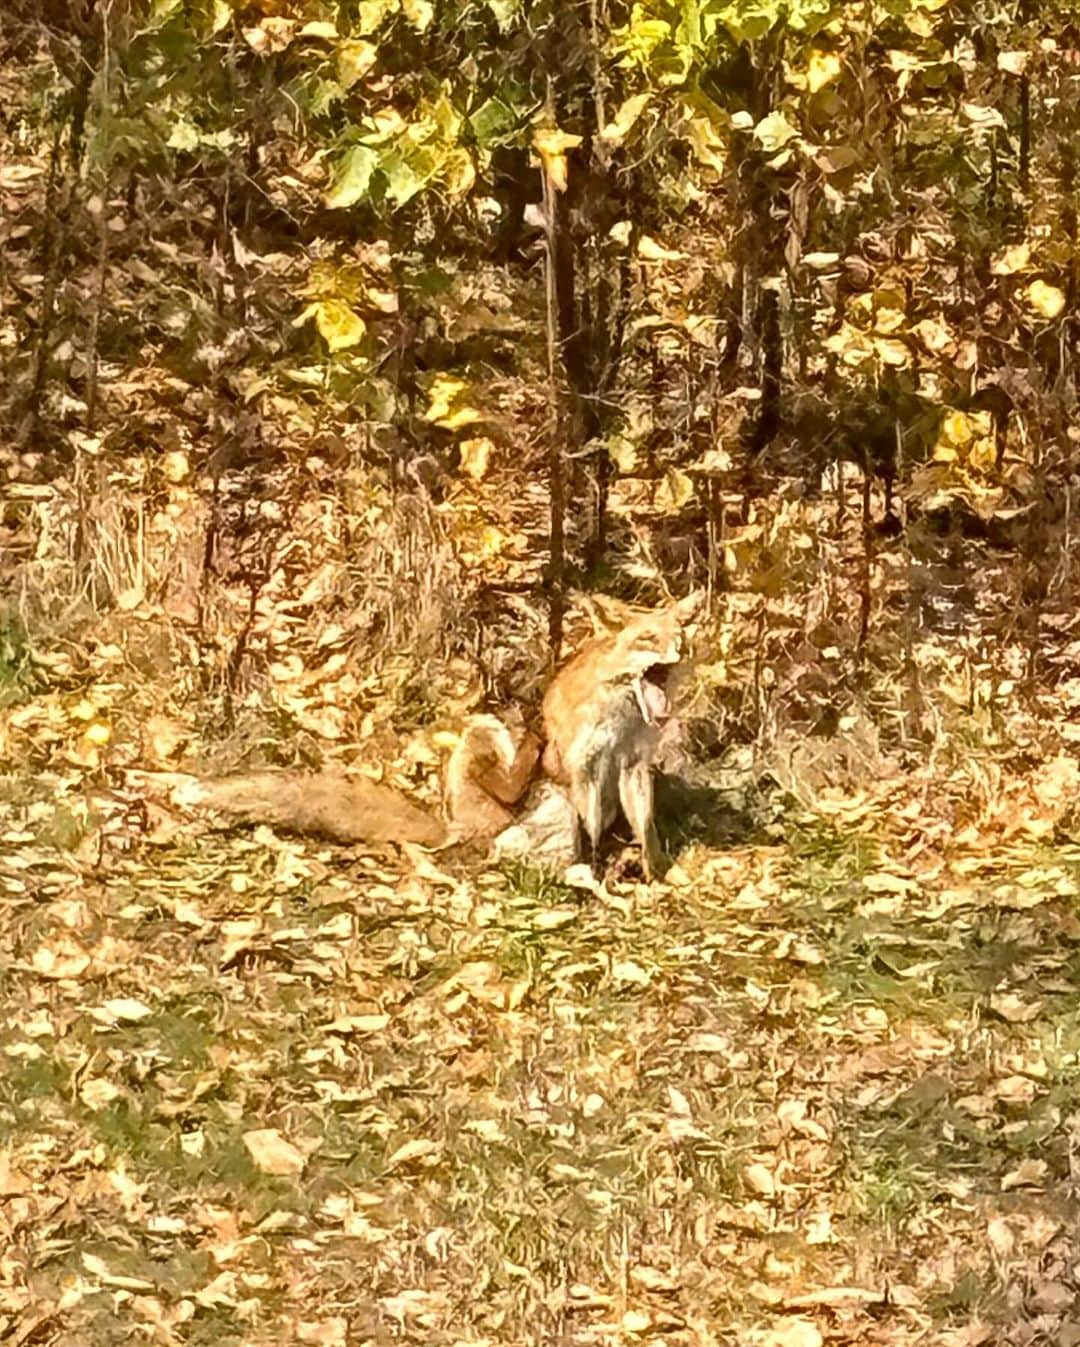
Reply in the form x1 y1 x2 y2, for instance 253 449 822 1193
542 591 702 879
445 715 541 838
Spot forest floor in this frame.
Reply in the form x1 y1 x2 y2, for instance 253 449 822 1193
3 668 1080 1347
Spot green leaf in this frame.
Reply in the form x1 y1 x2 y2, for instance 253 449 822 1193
298 76 345 119
788 0 835 32
325 145 378 209
706 0 780 43
470 96 516 146
429 92 463 143
615 4 673 66
382 145 440 206
752 110 798 152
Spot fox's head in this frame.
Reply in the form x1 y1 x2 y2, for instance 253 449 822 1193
610 590 703 676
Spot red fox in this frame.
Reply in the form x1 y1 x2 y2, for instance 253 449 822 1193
541 590 702 879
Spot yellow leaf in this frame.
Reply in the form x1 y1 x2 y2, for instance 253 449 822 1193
385 1137 441 1169
612 959 651 985
425 373 465 422
1028 279 1066 318
683 115 726 172
762 1319 823 1347
873 304 905 334
81 1078 122 1111
459 436 494 480
962 102 1006 129
440 147 476 198
402 0 434 30
874 336 911 367
991 241 1029 275
365 286 398 313
32 939 91 981
744 1161 777 1196
997 50 1030 76
324 145 378 209
533 127 583 193
299 20 338 38
356 0 397 32
243 16 296 53
313 301 367 353
84 719 112 746
913 314 954 352
425 373 480 427
162 450 190 483
807 50 842 93
637 233 685 261
100 997 153 1022
337 39 377 88
656 467 695 512
607 436 638 472
940 409 973 446
210 0 232 34
242 1128 307 1176
753 110 798 152
600 92 651 144
478 525 505 558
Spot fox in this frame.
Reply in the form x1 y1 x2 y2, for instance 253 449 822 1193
541 590 703 880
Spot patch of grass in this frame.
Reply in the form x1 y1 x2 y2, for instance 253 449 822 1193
0 610 36 706
144 999 218 1069
500 860 576 907
0 1053 67 1137
851 1147 926 1227
91 1098 181 1170
315 1112 384 1187
32 802 87 851
787 817 879 897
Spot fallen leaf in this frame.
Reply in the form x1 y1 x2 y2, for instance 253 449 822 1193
32 939 91 980
242 1129 307 1177
761 1317 823 1347
1027 279 1066 318
98 997 154 1023
989 991 1042 1023
1001 1158 1047 1191
744 1162 777 1197
385 1138 441 1170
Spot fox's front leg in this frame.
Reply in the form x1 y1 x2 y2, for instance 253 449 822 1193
618 761 663 881
572 772 605 877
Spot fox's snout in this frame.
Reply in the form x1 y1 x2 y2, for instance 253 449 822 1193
633 670 671 726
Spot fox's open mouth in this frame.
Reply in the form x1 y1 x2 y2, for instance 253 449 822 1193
633 665 672 725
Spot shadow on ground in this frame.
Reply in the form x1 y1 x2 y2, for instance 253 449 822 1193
656 770 778 853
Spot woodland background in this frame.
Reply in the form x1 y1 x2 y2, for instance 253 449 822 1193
6 1 1080 1345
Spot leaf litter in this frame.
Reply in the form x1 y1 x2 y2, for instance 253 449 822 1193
5 700 1080 1347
